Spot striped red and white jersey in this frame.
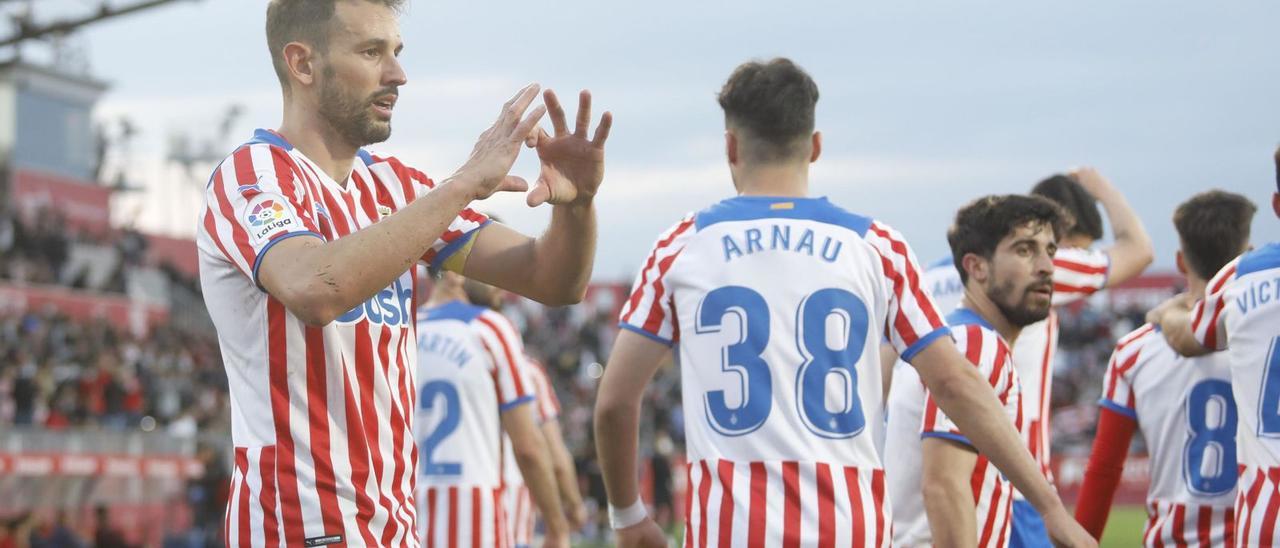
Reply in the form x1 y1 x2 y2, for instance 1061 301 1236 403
200 129 488 547
884 256 966 546
1192 245 1280 471
913 309 1022 548
1099 324 1236 547
620 196 950 547
415 300 534 548
1189 243 1280 546
901 247 1109 496
1234 467 1280 547
502 357 560 548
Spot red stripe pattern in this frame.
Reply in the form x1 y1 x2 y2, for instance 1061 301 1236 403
1236 467 1280 547
918 321 1022 548
620 215 697 344
199 133 491 545
683 460 890 547
1050 246 1111 305
1190 259 1240 352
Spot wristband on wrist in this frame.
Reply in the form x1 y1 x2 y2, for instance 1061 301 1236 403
608 498 648 530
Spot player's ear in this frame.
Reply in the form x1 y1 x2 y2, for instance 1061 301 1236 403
284 42 317 87
1272 192 1279 219
962 253 987 284
725 131 739 166
809 131 822 163
1175 250 1187 277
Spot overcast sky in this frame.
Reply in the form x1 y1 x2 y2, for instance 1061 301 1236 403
17 0 1280 280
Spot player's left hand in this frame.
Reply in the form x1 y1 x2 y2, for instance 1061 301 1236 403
523 89 612 207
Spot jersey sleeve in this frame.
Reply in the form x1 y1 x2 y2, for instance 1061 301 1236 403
374 155 491 272
526 357 561 422
1191 257 1241 351
1098 325 1153 419
475 311 535 411
1051 246 1111 306
202 143 324 287
1074 405 1139 540
920 325 1019 448
865 221 950 361
618 214 697 346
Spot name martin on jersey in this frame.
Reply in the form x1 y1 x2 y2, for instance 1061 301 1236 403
721 222 844 263
417 332 473 368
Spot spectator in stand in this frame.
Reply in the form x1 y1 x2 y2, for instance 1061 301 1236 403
92 507 132 548
27 511 83 548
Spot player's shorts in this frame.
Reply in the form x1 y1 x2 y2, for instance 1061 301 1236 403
1236 466 1280 546
1009 499 1051 548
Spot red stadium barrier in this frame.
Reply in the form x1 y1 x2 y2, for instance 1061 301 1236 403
0 452 203 478
0 281 168 331
10 169 112 233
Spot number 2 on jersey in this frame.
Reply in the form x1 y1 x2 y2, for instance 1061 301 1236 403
697 286 870 439
419 380 462 476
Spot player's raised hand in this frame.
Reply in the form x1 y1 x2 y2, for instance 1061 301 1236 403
451 83 547 200
1067 166 1117 199
523 89 612 207
614 517 666 548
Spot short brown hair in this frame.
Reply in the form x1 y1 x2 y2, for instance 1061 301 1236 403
265 0 406 90
717 58 819 162
1173 190 1256 280
947 194 1069 284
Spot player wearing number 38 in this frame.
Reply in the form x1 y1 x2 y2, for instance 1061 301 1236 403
592 58 1097 548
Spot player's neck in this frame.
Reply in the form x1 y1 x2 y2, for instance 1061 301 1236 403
960 292 1023 345
733 162 810 198
1185 275 1208 300
425 286 468 308
278 107 359 186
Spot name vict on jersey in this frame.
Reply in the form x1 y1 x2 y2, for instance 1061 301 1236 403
417 332 473 368
721 223 843 263
1236 276 1280 316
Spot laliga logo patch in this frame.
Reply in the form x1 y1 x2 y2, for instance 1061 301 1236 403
248 200 286 227
243 193 300 244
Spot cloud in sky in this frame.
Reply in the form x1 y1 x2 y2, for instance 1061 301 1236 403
40 0 1279 279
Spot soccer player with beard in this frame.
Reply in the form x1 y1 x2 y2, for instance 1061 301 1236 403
199 1 611 544
884 168 1153 548
885 195 1066 548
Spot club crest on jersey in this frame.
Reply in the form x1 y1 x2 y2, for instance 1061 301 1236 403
243 193 301 245
377 204 393 219
336 272 414 326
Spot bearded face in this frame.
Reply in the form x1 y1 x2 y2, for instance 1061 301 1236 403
985 269 1053 327
981 222 1058 328
317 64 396 147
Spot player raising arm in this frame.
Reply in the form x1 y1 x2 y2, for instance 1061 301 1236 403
200 1 610 543
592 58 1094 548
